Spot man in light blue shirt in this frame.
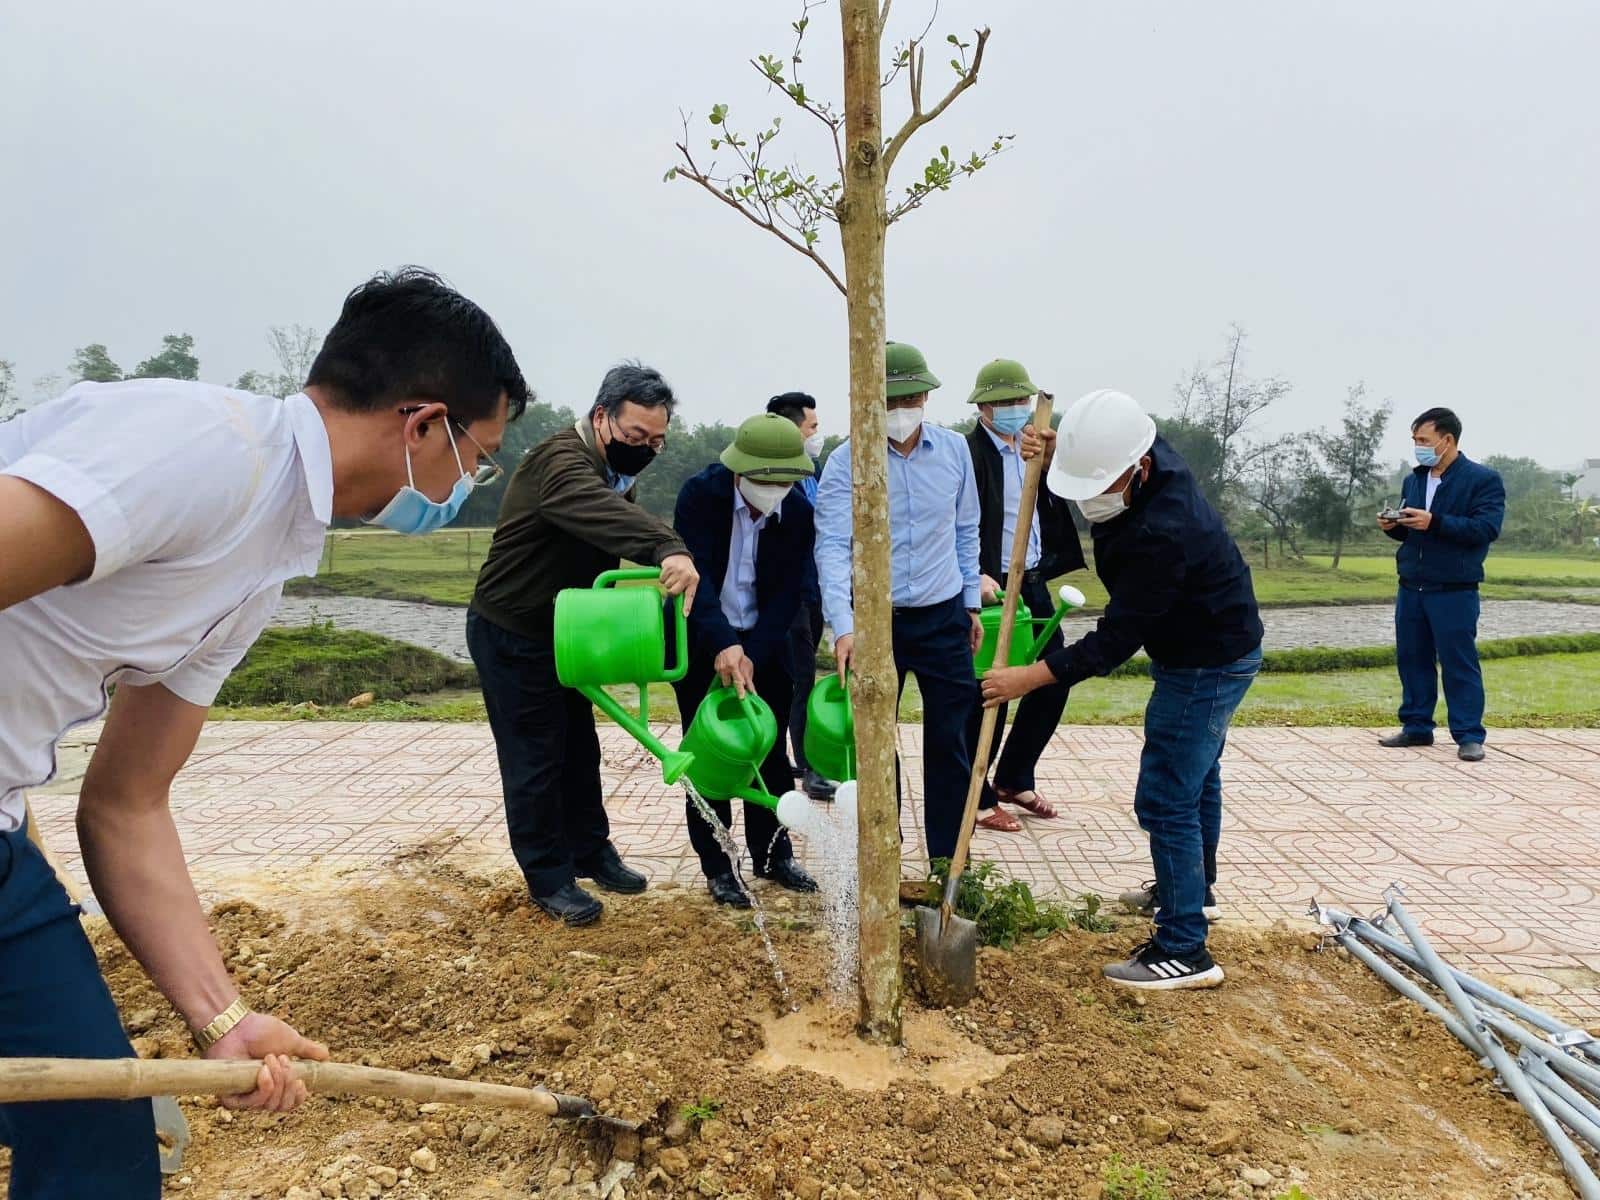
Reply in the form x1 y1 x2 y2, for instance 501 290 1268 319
813 341 983 860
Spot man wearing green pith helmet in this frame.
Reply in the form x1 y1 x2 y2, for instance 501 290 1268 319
963 359 1086 834
812 341 985 862
672 414 822 907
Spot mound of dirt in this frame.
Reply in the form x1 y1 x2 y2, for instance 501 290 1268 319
2 859 1578 1200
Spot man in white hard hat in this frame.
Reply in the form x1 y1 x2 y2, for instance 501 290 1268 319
980 390 1263 991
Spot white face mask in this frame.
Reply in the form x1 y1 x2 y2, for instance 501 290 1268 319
1077 489 1129 525
803 431 825 459
885 406 924 442
738 478 792 515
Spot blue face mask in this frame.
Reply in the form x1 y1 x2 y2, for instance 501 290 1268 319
365 432 476 536
1414 444 1439 467
989 405 1032 436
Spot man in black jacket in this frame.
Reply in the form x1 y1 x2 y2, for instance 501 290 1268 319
962 358 1087 832
981 390 1263 992
1377 407 1505 762
672 415 821 905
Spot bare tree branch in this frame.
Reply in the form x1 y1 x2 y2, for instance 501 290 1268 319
672 132 847 296
882 25 989 175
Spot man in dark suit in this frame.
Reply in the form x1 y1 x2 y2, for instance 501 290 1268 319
673 414 821 905
964 358 1087 831
766 391 834 800
1378 406 1506 762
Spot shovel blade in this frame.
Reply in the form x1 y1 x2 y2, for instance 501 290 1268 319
152 1094 189 1174
914 904 979 1008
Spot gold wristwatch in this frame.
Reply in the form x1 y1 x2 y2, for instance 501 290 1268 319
194 997 252 1052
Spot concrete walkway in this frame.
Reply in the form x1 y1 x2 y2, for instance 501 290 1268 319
271 595 1600 664
30 722 1600 1024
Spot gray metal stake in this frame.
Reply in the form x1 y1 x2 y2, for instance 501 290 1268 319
1523 1055 1600 1152
1335 931 1484 1055
1383 887 1600 1200
1484 1011 1600 1103
1320 904 1600 1065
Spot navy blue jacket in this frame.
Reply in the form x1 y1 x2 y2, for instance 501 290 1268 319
673 463 816 668
1045 436 1263 686
1384 454 1505 588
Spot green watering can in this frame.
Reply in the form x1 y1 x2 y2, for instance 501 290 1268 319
973 583 1088 674
803 673 856 785
680 684 783 811
554 568 692 784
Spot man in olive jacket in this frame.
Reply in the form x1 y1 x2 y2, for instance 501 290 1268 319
469 362 699 925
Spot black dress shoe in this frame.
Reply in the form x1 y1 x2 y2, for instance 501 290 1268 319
802 769 836 801
707 871 752 908
577 845 648 894
1378 732 1434 748
759 858 819 893
532 883 603 926
1458 741 1485 762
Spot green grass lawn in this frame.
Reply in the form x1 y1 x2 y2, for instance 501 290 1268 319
290 530 1592 611
217 650 1600 728
1304 552 1600 589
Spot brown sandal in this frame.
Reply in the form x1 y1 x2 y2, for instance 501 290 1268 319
996 787 1059 819
976 806 1023 832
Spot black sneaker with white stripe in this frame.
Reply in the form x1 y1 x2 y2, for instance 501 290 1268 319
1102 939 1225 990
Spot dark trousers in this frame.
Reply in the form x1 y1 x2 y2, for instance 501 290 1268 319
893 594 981 861
673 637 795 879
965 572 1072 806
1136 649 1261 957
467 610 612 896
1395 585 1486 745
0 830 161 1199
786 601 824 771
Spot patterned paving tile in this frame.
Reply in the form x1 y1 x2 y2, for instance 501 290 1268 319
28 721 1600 1022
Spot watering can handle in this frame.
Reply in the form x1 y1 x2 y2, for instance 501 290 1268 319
592 568 689 684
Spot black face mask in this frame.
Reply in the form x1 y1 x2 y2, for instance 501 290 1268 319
602 430 658 476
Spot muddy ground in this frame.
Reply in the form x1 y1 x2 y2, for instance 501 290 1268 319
1 853 1582 1200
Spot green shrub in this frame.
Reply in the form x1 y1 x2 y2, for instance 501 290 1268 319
923 859 1113 948
1102 1155 1171 1200
1103 631 1600 679
217 624 475 706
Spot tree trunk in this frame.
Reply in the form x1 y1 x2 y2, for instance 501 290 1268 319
838 0 901 1046
1331 528 1345 570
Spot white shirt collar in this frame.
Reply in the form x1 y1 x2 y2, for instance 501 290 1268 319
285 393 334 523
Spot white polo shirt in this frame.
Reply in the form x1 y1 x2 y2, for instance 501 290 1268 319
0 380 334 831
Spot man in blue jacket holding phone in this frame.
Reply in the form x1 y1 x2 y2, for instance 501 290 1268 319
1378 407 1506 762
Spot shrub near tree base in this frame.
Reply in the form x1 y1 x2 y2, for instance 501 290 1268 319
1103 631 1600 679
216 624 475 707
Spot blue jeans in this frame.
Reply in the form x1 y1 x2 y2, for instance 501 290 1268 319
1395 586 1485 745
0 829 160 1198
1135 648 1261 958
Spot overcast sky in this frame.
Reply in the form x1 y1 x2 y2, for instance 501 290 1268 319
3 1 1596 466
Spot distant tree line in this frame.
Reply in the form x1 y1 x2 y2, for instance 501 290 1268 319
5 323 1592 551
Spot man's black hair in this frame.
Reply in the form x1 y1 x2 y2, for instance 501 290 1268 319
1411 406 1462 443
308 266 530 423
591 361 676 418
766 391 816 428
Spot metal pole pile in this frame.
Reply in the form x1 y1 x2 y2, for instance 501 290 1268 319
1311 886 1600 1200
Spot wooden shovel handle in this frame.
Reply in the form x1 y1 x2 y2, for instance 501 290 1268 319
0 1058 575 1116
942 392 1055 918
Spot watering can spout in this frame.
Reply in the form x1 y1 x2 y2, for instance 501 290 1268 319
579 685 696 786
1025 583 1088 661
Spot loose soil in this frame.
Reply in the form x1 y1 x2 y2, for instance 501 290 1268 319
1 851 1581 1200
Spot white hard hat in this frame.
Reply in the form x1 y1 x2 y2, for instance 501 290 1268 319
1046 389 1157 501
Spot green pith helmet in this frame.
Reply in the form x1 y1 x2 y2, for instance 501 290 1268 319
967 358 1038 405
885 340 941 398
719 413 816 481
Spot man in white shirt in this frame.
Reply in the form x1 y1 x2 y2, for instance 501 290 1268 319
0 267 527 1196
671 415 820 906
